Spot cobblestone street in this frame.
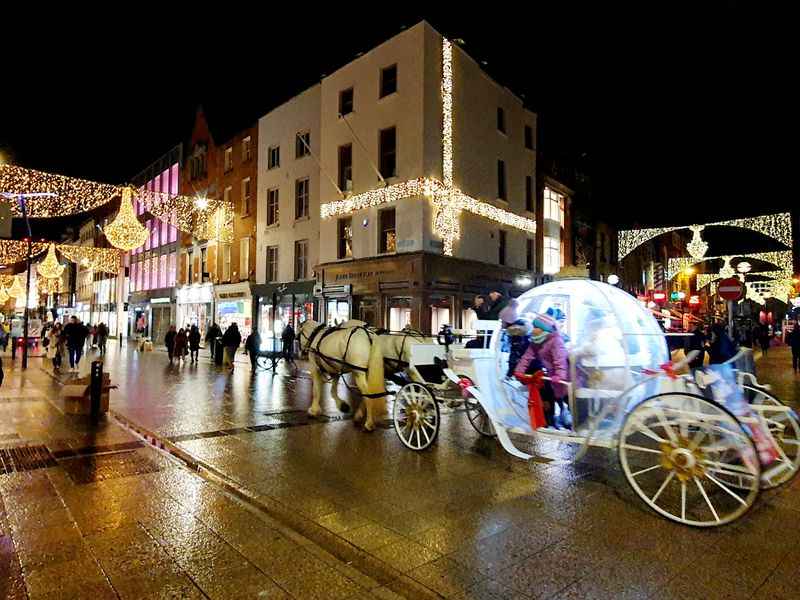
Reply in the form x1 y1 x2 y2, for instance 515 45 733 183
2 343 800 599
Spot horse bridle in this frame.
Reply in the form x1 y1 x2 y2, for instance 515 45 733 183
299 323 326 353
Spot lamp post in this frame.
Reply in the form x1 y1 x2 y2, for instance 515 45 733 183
0 192 57 369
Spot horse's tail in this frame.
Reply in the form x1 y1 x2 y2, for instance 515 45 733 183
366 332 386 420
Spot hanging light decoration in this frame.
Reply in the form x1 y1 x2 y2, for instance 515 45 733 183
103 187 149 251
686 225 708 259
0 286 8 304
718 256 735 279
36 243 65 279
7 275 25 298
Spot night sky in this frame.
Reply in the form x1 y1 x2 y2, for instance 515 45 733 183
1 4 793 235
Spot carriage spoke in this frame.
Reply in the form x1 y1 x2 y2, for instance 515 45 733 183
705 473 749 506
694 477 720 522
630 464 662 478
420 423 432 445
634 422 669 444
654 408 680 445
651 471 675 504
681 481 687 522
622 443 663 456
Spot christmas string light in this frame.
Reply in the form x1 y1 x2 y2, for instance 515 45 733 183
667 251 794 281
56 245 120 274
618 212 793 260
718 256 735 279
36 243 65 279
7 275 25 298
319 38 536 257
0 240 48 264
686 225 708 259
0 286 8 304
104 187 149 250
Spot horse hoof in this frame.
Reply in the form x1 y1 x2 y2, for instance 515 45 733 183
340 402 350 414
307 408 321 418
363 422 375 432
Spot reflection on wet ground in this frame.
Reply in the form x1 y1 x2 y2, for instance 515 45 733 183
1 344 799 598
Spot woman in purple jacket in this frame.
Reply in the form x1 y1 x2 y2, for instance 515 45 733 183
514 313 571 429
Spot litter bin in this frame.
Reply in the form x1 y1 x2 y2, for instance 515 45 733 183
214 336 224 365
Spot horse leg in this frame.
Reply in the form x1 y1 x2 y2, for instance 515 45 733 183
353 372 376 431
330 374 351 414
307 361 323 418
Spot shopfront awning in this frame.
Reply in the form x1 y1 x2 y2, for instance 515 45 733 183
251 281 315 302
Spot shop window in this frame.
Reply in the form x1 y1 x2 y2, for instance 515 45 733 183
337 217 353 259
339 87 354 116
379 208 396 253
498 230 506 266
296 131 310 158
380 64 397 98
338 144 352 192
294 239 308 280
431 307 451 333
266 246 278 282
388 299 412 332
295 177 309 219
240 238 250 279
327 299 350 326
267 188 279 226
379 127 397 179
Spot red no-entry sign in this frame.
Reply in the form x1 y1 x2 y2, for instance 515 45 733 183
718 277 743 301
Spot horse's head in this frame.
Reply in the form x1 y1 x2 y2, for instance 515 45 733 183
297 319 322 354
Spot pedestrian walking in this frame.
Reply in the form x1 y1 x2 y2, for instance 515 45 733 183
174 328 188 364
281 323 295 364
758 324 771 356
687 323 707 369
63 316 89 373
96 322 108 356
46 323 60 368
165 325 177 365
54 323 66 370
0 321 9 352
245 329 262 372
188 325 201 363
708 323 736 364
205 322 221 361
221 323 242 370
787 320 800 374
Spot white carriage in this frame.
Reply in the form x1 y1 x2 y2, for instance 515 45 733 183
391 279 800 527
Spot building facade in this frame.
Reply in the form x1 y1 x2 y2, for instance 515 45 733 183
178 108 258 343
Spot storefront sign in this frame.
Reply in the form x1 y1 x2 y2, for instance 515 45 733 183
218 292 246 299
151 297 171 304
334 270 394 282
177 284 214 305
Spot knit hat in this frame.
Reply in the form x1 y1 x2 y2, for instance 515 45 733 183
531 313 557 333
499 299 519 325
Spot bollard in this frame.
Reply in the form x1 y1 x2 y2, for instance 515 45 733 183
90 360 103 422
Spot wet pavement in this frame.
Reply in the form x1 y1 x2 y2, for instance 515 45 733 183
2 342 800 598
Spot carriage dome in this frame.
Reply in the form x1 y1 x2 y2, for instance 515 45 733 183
514 278 668 370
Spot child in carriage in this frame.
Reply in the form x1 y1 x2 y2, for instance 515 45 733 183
513 313 571 429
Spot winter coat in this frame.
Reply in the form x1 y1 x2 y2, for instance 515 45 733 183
787 328 800 351
484 297 509 321
245 331 262 354
174 332 188 356
222 327 242 348
164 330 176 350
188 328 201 350
63 322 89 348
514 332 569 397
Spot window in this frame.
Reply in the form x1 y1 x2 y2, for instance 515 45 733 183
379 208 396 254
526 238 533 270
339 87 354 115
266 246 278 282
168 252 176 286
296 132 310 158
223 186 232 204
222 244 231 282
379 127 397 179
498 230 506 265
544 187 565 225
294 239 308 280
295 178 309 219
380 64 397 98
338 144 353 192
497 107 506 133
223 147 233 172
240 237 250 279
337 217 353 259
497 160 506 200
241 178 252 216
267 188 279 226
201 247 208 282
524 125 534 150
525 176 534 212
544 236 561 274
242 136 252 162
268 145 280 169
187 249 194 283
159 254 167 288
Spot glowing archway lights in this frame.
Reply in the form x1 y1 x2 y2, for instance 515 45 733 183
618 213 793 260
320 38 536 256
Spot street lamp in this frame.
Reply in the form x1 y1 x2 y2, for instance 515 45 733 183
607 274 620 286
0 192 58 369
684 267 695 276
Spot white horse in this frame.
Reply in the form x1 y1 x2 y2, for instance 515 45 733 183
297 320 386 431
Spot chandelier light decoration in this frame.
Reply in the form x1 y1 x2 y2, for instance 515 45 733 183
0 286 8 304
36 243 65 279
319 38 536 257
7 275 25 298
104 187 149 250
686 225 708 259
618 212 793 260
718 256 735 279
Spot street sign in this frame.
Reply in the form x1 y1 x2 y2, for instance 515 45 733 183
653 291 667 306
718 278 743 301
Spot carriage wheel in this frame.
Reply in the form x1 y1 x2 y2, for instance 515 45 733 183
461 375 496 438
393 383 440 451
256 355 272 370
743 385 800 489
619 392 760 527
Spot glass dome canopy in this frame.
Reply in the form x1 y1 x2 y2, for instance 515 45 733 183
515 278 669 371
